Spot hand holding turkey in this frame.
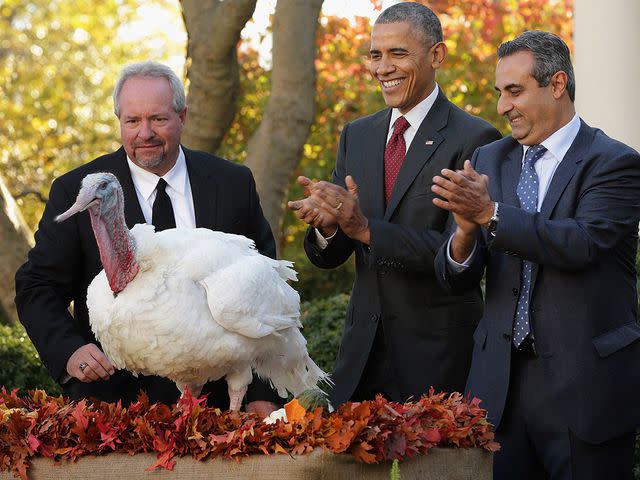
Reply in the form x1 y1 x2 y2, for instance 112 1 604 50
66 343 115 382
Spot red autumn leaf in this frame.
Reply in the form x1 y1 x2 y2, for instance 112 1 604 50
26 434 40 454
422 427 441 443
145 449 177 471
383 431 407 460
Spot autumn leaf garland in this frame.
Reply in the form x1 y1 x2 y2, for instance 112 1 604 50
0 387 499 480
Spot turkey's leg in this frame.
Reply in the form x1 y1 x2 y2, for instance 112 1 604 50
228 385 248 411
226 368 253 411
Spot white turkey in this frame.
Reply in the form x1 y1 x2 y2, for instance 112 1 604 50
55 172 329 411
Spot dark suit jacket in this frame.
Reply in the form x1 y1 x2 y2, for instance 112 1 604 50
15 146 280 407
435 120 640 444
304 90 502 406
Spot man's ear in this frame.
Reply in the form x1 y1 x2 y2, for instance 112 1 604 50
550 71 568 99
431 41 447 69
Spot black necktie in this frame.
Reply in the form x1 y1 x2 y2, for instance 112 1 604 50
152 178 176 231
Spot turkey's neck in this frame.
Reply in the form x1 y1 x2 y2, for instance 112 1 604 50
89 210 139 293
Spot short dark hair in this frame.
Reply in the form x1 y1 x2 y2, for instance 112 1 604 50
498 30 575 102
375 1 443 48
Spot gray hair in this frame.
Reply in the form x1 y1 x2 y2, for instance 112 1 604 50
498 30 575 102
375 1 443 48
113 61 187 117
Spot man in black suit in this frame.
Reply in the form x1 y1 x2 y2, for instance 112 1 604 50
15 61 281 416
433 31 640 479
288 2 501 407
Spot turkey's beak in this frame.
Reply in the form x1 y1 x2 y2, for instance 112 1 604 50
55 188 100 223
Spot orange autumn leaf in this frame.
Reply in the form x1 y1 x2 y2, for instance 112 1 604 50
284 398 306 423
325 428 356 453
352 441 377 463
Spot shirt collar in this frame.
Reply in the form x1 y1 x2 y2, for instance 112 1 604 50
127 146 188 201
524 113 581 162
389 84 439 131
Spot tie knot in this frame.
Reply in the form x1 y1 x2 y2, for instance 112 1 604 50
524 144 547 166
392 116 410 137
156 178 168 193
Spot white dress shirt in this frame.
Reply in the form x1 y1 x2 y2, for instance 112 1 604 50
126 146 196 228
315 84 441 248
447 113 582 269
386 83 440 152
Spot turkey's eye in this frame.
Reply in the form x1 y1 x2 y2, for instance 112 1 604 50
98 181 108 190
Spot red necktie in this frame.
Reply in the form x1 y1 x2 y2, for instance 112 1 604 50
384 116 410 204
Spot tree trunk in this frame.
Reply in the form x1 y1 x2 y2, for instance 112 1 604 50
0 175 33 324
244 0 323 251
180 0 257 153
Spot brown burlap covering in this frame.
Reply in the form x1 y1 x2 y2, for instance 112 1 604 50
0 448 492 479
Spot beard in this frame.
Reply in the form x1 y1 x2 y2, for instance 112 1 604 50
132 142 168 170
134 151 166 169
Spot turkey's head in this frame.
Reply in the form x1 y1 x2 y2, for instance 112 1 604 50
56 172 123 224
56 172 138 294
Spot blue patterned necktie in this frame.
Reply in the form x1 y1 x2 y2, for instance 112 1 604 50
513 144 547 347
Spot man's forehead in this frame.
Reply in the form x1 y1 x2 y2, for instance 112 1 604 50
496 53 535 81
370 22 413 43
497 51 535 72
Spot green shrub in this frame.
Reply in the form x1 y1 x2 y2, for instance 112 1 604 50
300 293 349 374
0 322 60 395
292 256 355 303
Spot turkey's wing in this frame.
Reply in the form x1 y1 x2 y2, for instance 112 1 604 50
199 256 300 338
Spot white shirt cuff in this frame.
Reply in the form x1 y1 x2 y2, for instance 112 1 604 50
446 234 476 272
314 227 337 250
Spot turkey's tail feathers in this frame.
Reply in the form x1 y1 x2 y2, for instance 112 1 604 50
253 333 331 399
272 259 298 282
258 356 331 400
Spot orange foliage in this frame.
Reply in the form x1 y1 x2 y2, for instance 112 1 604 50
284 398 306 423
219 2 573 298
1 388 499 479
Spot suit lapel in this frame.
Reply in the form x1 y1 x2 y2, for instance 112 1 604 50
501 145 523 207
384 90 448 221
362 110 390 220
184 147 217 228
539 120 591 219
110 148 146 228
532 121 590 288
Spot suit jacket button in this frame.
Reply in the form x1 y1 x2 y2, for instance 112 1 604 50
371 314 379 323
512 288 519 296
503 333 511 341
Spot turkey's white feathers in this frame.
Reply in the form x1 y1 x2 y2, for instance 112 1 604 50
200 255 300 338
86 222 328 400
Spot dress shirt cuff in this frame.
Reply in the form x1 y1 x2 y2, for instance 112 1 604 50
314 227 338 250
445 234 477 273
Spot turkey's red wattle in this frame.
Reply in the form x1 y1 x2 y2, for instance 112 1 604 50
89 212 139 293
